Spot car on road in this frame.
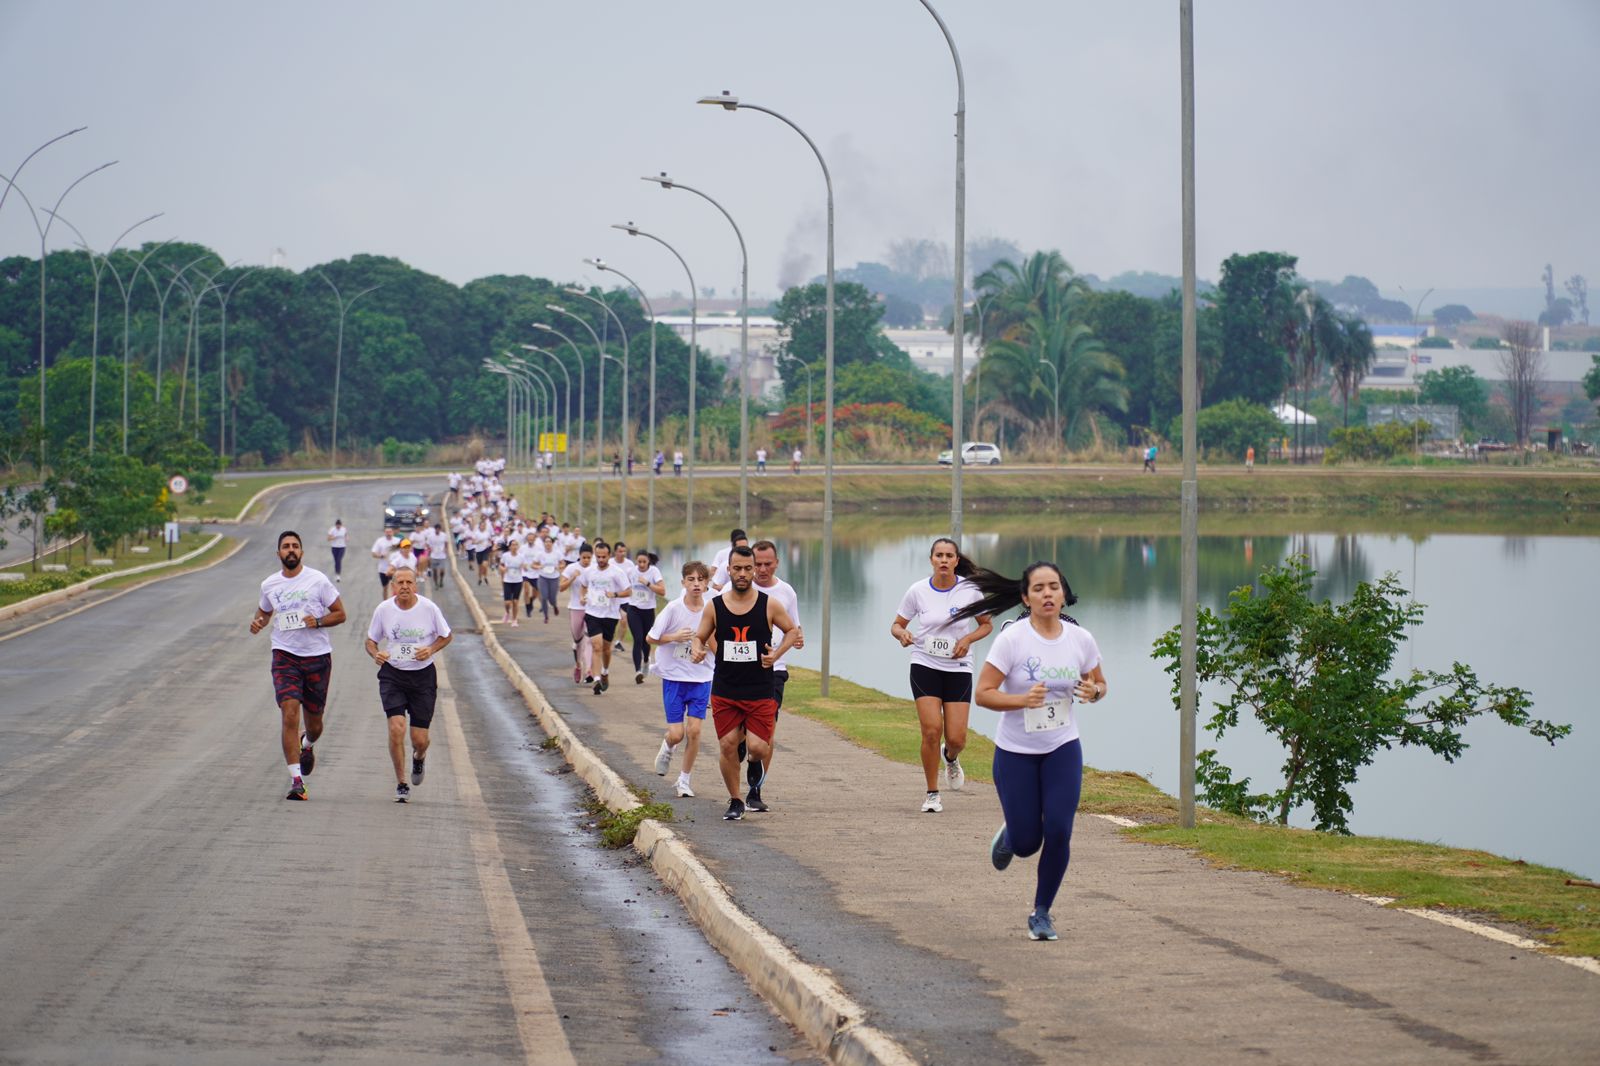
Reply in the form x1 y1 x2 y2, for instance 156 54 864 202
382 491 430 531
937 442 1002 466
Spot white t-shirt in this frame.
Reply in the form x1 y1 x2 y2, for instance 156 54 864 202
386 550 419 575
793 449 803 463
755 578 799 674
371 535 398 572
562 561 588 609
756 448 768 463
629 565 663 609
578 563 630 619
896 577 985 672
532 545 562 578
648 595 714 683
259 567 340 657
366 595 452 671
499 548 526 583
673 450 684 466
423 529 448 558
327 524 347 549
983 619 1101 755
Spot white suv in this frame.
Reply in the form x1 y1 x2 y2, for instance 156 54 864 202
937 442 1002 466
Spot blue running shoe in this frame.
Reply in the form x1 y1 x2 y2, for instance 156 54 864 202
1027 909 1059 941
990 825 1014 871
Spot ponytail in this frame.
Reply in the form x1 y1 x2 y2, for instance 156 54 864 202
951 560 1077 624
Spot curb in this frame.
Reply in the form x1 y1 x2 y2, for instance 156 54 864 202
0 533 227 625
448 553 918 1066
198 471 410 525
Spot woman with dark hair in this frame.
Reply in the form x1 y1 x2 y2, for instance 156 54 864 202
889 538 993 813
627 549 666 683
958 561 1107 942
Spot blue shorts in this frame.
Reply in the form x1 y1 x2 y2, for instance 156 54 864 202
661 678 711 724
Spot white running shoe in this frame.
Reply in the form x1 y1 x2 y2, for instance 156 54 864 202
921 791 943 813
942 745 966 791
654 741 672 776
675 778 695 798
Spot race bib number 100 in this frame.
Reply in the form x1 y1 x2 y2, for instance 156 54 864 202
724 640 757 663
924 635 956 659
1024 699 1070 734
274 610 307 632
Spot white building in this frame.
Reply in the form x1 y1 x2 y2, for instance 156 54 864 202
656 315 783 400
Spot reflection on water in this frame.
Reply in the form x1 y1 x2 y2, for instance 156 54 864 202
652 515 1597 878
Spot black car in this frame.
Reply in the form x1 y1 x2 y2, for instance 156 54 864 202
382 491 430 531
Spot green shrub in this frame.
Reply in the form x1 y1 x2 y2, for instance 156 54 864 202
1167 399 1283 461
380 437 431 465
0 566 111 602
1325 421 1429 463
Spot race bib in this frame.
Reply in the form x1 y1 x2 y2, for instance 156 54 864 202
723 640 757 663
586 588 610 609
674 642 695 661
274 610 307 632
390 641 419 663
1024 699 1070 734
924 634 957 659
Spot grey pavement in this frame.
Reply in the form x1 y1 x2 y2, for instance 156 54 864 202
463 560 1600 1065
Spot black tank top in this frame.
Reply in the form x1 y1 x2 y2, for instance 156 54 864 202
711 590 774 700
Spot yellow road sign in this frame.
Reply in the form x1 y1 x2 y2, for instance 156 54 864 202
538 433 567 454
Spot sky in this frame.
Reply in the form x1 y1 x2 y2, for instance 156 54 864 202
2 0 1596 315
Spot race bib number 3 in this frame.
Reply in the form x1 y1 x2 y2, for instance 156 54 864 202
1024 699 1070 734
924 635 956 659
724 640 757 663
274 610 307 632
390 642 418 663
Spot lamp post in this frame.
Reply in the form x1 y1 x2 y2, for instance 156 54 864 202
151 252 217 404
913 0 968 540
1039 358 1061 461
970 294 990 442
587 258 659 550
512 356 561 515
566 287 631 545
316 271 382 474
1178 0 1200 829
531 322 588 525
611 222 699 555
699 91 837 693
798 362 816 459
519 344 573 519
171 260 238 434
484 362 524 489
212 267 258 463
547 304 609 534
99 237 175 454
643 172 751 530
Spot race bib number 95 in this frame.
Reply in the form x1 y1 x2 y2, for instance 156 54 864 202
390 642 418 663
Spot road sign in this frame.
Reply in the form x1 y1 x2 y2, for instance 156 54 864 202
538 433 568 454
163 521 181 544
168 474 188 495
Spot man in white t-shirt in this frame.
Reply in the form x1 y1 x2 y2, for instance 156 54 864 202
745 538 804 812
326 519 348 582
364 567 453 803
422 523 449 589
673 449 684 476
710 528 749 593
577 539 631 695
371 527 400 593
755 447 767 475
250 530 347 801
647 560 715 798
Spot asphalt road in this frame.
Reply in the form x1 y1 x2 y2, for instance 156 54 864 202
0 478 814 1065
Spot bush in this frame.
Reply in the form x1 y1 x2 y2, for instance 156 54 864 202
0 566 111 602
1471 336 1504 350
1418 335 1453 349
380 437 431 465
1325 421 1429 463
769 401 948 455
1166 399 1283 461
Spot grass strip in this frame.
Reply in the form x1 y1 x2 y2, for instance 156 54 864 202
0 531 220 607
781 666 1598 958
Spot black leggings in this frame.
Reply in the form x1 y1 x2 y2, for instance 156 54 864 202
627 605 655 672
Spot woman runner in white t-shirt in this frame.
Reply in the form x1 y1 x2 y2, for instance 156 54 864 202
958 561 1107 943
890 538 992 814
559 543 595 682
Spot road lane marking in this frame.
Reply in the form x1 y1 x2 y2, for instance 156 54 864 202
436 660 577 1066
1353 895 1600 977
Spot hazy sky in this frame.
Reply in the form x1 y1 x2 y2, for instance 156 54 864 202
2 0 1596 308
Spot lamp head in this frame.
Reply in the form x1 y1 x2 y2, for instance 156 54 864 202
544 303 567 314
644 172 674 189
562 286 587 297
611 222 641 238
584 257 609 272
698 91 739 111
518 343 545 353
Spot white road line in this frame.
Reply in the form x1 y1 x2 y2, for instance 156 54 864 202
1093 813 1140 828
1354 894 1600 977
436 660 577 1066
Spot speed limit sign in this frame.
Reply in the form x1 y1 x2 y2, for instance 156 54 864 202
168 474 189 495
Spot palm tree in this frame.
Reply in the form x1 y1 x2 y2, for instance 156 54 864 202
1328 314 1375 427
1290 290 1338 460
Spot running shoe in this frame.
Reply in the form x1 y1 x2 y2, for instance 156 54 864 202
600 675 610 692
921 791 943 814
723 797 746 821
510 619 519 628
1027 909 1059 942
299 735 315 776
411 757 425 786
635 671 645 684
675 778 695 798
745 786 769 813
285 779 308 801
942 745 964 791
990 825 1014 871
396 782 410 803
614 639 625 652
583 675 594 685
593 678 604 695
654 741 672 776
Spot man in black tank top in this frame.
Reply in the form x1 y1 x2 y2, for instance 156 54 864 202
692 546 802 821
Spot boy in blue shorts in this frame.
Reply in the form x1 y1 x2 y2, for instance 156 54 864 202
646 560 715 798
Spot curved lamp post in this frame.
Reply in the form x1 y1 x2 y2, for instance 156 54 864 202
100 236 176 454
484 362 529 494
531 321 589 524
511 355 561 516
519 344 574 519
316 271 382 473
565 287 631 544
546 304 609 535
151 252 217 403
642 172 750 529
586 257 658 550
610 221 698 555
698 91 836 693
503 355 552 507
1038 358 1061 462
214 267 259 463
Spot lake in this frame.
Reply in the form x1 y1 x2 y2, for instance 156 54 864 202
657 512 1597 879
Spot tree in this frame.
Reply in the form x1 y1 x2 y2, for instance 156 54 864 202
880 292 923 327
1538 298 1574 328
1470 336 1504 350
1417 335 1453 349
1417 365 1489 429
1165 399 1281 461
1432 304 1475 328
1153 557 1567 833
773 281 903 394
1498 320 1545 445
1213 252 1299 406
1583 355 1600 414
1565 275 1589 326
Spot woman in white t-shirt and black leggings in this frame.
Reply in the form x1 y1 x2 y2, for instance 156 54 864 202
956 561 1107 943
890 538 992 814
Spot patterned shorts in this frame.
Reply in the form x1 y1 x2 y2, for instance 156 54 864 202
271 649 333 714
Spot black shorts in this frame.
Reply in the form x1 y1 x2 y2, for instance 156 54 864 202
584 615 619 641
910 663 973 704
502 580 522 601
271 649 332 714
773 669 788 711
378 571 392 587
377 661 438 729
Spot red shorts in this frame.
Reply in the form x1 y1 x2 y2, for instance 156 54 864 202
711 696 777 743
271 649 332 714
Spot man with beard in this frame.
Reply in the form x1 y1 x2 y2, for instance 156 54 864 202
250 531 347 801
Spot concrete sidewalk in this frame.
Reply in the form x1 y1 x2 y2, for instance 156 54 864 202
459 575 1598 1065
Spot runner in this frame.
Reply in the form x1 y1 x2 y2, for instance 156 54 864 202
559 543 595 683
647 560 714 798
469 517 494 585
691 546 801 821
791 447 802 474
611 540 633 656
521 531 542 618
709 528 748 593
423 522 448 590
533 531 562 623
890 538 993 813
958 561 1107 942
385 538 420 600
673 449 683 476
364 567 453 803
249 531 346 801
577 539 631 694
627 549 665 683
497 536 526 626
326 518 347 582
755 447 767 475
371 526 400 593
745 539 804 812
653 450 665 476
447 470 462 508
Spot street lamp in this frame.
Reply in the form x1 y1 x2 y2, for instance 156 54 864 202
970 294 990 442
171 259 240 434
566 287 631 545
698 91 837 694
642 172 751 530
912 0 969 540
1038 358 1061 462
519 344 574 519
512 355 561 515
611 221 699 555
213 267 259 463
99 236 175 454
503 355 552 505
547 303 610 534
484 362 527 490
151 252 218 402
586 257 659 550
531 321 589 524
316 271 382 473
798 362 816 459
